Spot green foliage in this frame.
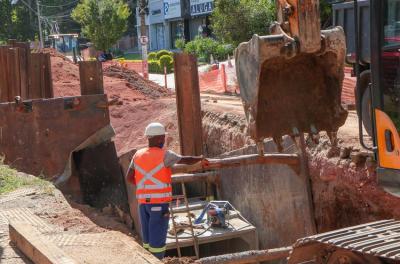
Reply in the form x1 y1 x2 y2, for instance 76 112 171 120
0 158 52 195
175 38 186 50
0 0 35 42
71 0 130 52
182 36 232 62
156 49 173 59
148 60 161 73
148 54 174 74
159 54 174 73
111 48 124 57
211 0 276 46
184 40 197 55
122 53 142 60
215 44 233 61
320 0 333 29
148 52 157 60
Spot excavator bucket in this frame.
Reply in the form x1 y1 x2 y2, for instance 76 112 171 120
236 0 348 148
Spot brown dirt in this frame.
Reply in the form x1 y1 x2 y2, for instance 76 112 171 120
50 50 179 155
307 136 400 232
163 257 194 264
0 181 158 264
103 64 173 99
111 98 181 155
51 53 159 101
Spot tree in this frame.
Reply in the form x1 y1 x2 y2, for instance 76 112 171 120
211 0 275 46
320 0 333 29
71 0 130 52
0 0 35 42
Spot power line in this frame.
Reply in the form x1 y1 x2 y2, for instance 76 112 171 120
39 0 78 8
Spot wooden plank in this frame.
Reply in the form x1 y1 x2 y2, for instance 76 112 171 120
0 46 11 102
7 48 21 101
79 61 104 95
29 52 43 99
9 221 78 264
174 53 203 156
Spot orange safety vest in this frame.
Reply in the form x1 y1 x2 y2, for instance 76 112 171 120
133 147 172 204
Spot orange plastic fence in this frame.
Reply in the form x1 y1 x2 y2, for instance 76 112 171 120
342 67 356 106
198 64 239 94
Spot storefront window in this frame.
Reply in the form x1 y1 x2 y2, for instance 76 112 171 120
171 21 184 48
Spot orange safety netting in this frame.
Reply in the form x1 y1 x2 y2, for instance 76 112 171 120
342 67 356 106
198 65 239 94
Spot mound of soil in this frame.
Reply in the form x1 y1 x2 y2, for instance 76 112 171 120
50 49 169 101
104 65 172 99
48 50 179 155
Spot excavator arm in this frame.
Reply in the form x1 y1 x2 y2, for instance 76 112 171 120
235 0 348 151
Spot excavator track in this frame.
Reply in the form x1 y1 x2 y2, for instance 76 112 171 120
288 220 400 263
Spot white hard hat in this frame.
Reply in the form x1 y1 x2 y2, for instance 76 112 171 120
144 122 166 137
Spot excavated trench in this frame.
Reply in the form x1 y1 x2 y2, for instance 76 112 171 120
53 105 400 263
201 108 400 240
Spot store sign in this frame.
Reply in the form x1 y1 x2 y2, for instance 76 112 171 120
190 0 214 16
149 0 164 24
163 0 181 19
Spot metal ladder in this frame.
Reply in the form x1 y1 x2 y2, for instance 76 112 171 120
169 182 200 259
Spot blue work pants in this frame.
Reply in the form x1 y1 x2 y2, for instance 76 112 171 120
139 203 170 259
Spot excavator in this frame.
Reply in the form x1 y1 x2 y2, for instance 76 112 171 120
236 0 400 263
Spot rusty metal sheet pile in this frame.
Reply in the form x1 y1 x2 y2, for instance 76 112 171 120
290 220 400 262
235 0 348 145
0 43 53 103
0 95 113 179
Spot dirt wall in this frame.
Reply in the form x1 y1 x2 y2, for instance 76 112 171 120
202 109 252 157
307 138 400 232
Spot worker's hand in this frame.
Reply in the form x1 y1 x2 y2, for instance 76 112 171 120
201 158 210 168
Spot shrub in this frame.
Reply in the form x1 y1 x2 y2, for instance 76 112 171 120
111 48 124 58
215 44 234 61
175 38 186 50
184 41 197 55
156 49 173 59
148 60 161 73
148 52 157 60
183 36 234 63
195 37 218 62
159 54 174 73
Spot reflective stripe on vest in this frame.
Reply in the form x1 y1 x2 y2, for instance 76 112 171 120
135 162 170 190
134 160 171 203
137 192 172 199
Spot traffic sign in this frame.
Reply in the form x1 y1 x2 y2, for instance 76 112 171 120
140 36 148 45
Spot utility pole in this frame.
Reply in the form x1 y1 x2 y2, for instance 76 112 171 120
36 0 44 49
139 0 148 79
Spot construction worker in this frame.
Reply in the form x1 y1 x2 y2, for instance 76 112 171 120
126 122 206 259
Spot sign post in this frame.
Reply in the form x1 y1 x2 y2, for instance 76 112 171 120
140 36 149 79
